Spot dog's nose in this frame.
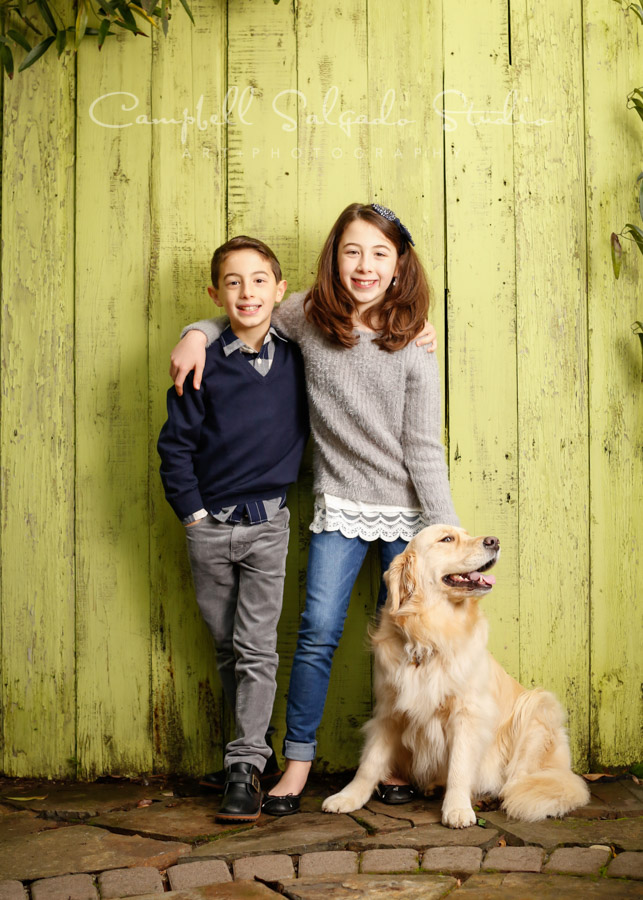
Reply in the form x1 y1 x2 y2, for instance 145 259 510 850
483 536 500 549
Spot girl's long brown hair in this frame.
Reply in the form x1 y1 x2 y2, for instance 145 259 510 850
304 203 431 352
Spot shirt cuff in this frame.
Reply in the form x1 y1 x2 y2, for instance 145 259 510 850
181 508 209 525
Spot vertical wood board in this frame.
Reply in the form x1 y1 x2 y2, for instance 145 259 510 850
0 28 76 777
584 0 643 766
149 0 227 775
75 34 154 777
511 0 590 766
443 0 519 674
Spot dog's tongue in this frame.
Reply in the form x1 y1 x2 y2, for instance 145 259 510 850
469 571 496 585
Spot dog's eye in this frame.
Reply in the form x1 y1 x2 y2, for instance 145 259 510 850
439 535 453 543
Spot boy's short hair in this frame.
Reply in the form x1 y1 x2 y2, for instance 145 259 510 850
211 235 282 287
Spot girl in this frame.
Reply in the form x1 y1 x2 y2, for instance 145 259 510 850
171 203 459 814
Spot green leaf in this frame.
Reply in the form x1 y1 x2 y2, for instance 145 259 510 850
1 43 14 78
624 222 643 254
611 232 623 279
129 4 157 27
632 5 643 24
115 0 137 29
632 324 643 383
76 0 88 47
176 0 194 25
112 17 140 34
98 0 117 13
34 0 57 34
631 104 643 125
161 0 169 36
17 34 55 71
55 28 66 56
98 17 111 48
8 29 32 52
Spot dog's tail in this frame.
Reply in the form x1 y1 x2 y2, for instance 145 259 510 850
500 688 590 822
502 768 590 822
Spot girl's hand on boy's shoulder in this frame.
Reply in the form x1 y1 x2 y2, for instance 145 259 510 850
170 330 208 395
415 319 437 353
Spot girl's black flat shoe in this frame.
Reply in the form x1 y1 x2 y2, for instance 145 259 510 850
375 782 416 804
262 791 303 816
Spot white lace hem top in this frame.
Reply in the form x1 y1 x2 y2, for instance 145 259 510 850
310 493 430 542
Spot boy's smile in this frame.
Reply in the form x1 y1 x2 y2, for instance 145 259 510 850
209 249 287 350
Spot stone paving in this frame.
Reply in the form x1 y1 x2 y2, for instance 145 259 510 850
0 775 642 898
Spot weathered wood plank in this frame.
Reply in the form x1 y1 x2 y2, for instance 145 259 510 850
75 34 153 777
296 0 371 771
148 0 227 775
0 11 76 777
511 0 590 767
443 0 520 675
584 0 643 767
226 0 299 760
367 0 446 342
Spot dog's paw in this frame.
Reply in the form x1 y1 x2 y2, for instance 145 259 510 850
322 791 362 814
442 805 477 829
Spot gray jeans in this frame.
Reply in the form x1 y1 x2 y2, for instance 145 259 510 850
185 506 290 771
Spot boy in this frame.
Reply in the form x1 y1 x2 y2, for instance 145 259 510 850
158 236 308 823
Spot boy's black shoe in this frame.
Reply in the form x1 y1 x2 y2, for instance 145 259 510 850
200 748 281 792
215 762 262 823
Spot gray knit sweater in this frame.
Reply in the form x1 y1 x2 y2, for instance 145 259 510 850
184 291 459 526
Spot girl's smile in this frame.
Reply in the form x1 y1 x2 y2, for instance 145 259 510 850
337 220 399 322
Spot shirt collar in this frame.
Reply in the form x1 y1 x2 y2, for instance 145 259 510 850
220 324 286 357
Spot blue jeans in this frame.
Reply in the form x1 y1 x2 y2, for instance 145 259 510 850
283 529 408 762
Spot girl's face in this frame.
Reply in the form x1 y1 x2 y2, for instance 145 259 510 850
337 219 399 319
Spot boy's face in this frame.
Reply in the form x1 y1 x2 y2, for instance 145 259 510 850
208 249 286 347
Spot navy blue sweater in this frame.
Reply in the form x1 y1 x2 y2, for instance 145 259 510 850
158 330 309 521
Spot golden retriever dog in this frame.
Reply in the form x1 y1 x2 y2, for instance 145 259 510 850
322 525 589 827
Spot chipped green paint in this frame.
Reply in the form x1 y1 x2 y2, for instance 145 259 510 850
0 0 640 777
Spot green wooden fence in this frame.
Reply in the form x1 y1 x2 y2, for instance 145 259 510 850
1 0 641 779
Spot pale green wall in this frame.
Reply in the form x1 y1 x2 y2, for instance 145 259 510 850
1 0 641 778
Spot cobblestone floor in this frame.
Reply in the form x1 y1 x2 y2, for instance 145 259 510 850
1 774 641 898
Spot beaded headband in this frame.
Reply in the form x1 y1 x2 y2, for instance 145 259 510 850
371 203 415 248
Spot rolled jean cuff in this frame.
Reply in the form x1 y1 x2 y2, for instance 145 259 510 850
283 739 316 762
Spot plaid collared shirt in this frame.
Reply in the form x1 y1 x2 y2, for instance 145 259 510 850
181 325 288 526
220 325 286 375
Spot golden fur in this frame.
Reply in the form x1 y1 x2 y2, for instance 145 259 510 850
322 525 589 827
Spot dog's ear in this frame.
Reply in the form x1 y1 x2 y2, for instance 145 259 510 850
384 549 420 614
